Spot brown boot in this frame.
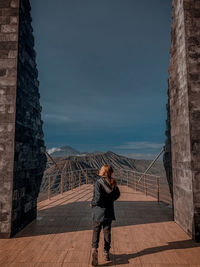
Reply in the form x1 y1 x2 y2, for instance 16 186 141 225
92 248 98 266
103 250 110 261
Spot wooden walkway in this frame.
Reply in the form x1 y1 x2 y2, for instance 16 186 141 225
1 184 200 266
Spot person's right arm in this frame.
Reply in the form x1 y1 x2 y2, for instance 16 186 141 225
109 186 120 202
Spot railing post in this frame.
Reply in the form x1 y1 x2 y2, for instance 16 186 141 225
127 171 129 187
72 172 74 190
135 174 138 191
120 169 122 185
48 176 51 200
86 169 88 184
92 171 95 185
79 171 81 188
66 173 70 190
157 177 160 202
61 173 63 195
70 172 73 190
134 172 136 191
144 174 147 196
69 172 71 190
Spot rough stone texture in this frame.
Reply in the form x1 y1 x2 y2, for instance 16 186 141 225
163 84 173 204
0 0 46 238
0 0 19 238
168 0 200 241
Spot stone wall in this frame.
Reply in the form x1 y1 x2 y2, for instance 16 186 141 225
0 0 46 238
163 85 173 203
0 0 19 238
168 0 200 241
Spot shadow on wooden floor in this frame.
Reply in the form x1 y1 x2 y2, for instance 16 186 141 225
98 239 200 266
14 200 173 238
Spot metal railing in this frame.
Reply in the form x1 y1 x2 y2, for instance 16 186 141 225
113 168 171 204
38 167 172 205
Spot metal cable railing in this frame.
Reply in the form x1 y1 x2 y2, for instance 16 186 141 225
38 167 172 205
113 168 171 204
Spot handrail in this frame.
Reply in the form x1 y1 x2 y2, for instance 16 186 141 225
117 168 161 179
38 167 172 205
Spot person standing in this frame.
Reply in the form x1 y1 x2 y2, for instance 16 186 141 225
90 165 120 266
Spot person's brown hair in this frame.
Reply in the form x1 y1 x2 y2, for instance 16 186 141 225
99 165 117 187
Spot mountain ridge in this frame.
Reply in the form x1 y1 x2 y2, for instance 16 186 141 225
46 150 165 176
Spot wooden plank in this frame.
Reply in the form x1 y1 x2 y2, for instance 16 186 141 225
0 185 200 266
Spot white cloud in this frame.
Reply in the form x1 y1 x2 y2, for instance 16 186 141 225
115 141 163 150
47 147 61 154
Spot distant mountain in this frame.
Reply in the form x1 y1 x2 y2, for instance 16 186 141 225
43 150 165 180
47 145 104 157
48 145 80 157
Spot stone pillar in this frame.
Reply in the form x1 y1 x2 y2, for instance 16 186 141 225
169 0 200 241
163 84 173 203
0 0 46 238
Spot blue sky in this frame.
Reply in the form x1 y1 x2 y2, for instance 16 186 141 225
31 0 172 159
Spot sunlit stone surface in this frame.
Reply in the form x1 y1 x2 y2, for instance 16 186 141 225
165 0 200 241
0 0 46 237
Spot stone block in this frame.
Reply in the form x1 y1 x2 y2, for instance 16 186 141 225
0 77 17 86
0 1 11 8
0 16 10 24
0 58 17 68
10 16 18 24
0 41 17 50
1 25 18 33
0 33 18 41
8 50 17 58
10 0 19 8
0 69 6 76
2 8 19 17
0 50 9 59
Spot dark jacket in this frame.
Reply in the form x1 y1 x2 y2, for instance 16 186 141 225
91 176 120 222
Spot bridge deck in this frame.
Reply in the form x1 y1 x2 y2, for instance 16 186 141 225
1 184 200 266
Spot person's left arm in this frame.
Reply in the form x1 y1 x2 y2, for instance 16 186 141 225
91 181 102 207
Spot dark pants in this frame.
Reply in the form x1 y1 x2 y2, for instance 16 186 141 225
92 219 112 251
